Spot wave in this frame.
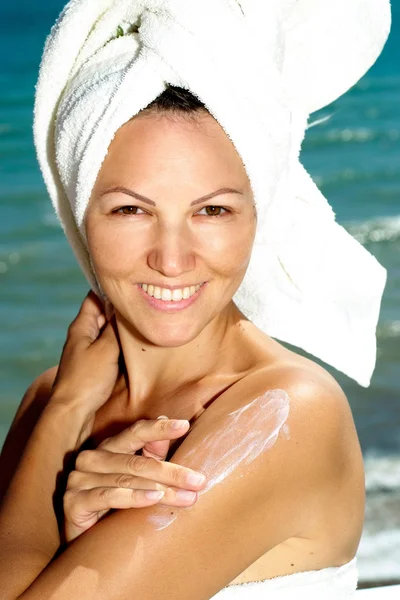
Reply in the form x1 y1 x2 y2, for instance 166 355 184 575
358 453 400 582
344 214 400 244
377 320 400 341
353 74 400 94
357 528 400 583
364 452 400 493
311 166 400 189
304 126 400 149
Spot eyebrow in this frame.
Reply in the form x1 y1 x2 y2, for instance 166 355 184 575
100 186 243 206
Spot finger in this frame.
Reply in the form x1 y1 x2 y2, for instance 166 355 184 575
68 291 105 344
67 470 164 492
64 487 165 515
95 319 120 358
143 417 170 461
66 473 198 507
142 415 170 460
98 418 190 454
142 438 171 461
75 450 206 491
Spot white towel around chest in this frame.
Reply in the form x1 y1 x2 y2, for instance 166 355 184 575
210 557 358 599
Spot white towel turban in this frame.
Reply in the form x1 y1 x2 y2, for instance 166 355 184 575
33 0 391 387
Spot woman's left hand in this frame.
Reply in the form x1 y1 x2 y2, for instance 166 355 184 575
50 291 120 440
63 417 206 543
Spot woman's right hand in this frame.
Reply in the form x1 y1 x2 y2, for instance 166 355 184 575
63 417 206 543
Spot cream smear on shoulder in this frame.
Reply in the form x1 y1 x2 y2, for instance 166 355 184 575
193 388 290 492
148 389 290 530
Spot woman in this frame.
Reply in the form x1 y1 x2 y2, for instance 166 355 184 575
0 0 391 598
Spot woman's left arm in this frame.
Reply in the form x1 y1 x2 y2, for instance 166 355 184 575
0 293 121 597
0 403 94 590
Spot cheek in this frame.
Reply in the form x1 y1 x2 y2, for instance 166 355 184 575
201 220 255 275
86 222 143 281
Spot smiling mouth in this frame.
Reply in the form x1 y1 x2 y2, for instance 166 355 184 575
139 283 204 302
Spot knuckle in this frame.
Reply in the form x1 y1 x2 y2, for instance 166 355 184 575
98 437 112 449
116 474 134 489
127 454 147 473
66 470 82 490
63 489 76 511
156 419 169 433
98 487 113 504
129 420 144 435
170 465 182 484
75 450 94 471
67 321 79 338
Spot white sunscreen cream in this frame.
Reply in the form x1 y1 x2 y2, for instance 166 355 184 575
148 389 290 529
190 388 290 492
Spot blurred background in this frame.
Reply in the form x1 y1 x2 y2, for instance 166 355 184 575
0 0 399 586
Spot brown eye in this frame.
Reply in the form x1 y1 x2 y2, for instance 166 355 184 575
198 206 228 217
114 206 142 215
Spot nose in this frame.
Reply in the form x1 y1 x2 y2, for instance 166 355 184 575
147 222 196 278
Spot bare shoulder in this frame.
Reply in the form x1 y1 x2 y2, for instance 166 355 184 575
241 317 359 436
247 359 362 480
228 352 356 440
0 365 59 499
202 356 363 530
242 360 364 559
261 359 355 430
11 365 59 423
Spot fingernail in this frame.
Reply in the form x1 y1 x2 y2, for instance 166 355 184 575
157 415 169 420
171 419 189 430
145 490 165 501
186 473 206 486
176 490 197 502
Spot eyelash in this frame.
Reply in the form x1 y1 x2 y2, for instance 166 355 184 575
112 205 231 218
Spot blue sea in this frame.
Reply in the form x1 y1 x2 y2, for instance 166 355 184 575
1 0 399 584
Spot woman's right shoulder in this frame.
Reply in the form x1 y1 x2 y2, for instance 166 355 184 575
0 366 59 500
21 365 59 410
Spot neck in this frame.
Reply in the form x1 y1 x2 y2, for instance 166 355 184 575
115 301 242 416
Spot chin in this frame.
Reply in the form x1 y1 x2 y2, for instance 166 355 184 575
139 320 206 348
115 304 208 346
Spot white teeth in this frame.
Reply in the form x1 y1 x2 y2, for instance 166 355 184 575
161 288 172 301
141 283 203 302
172 289 183 302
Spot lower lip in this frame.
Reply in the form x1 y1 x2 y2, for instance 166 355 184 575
137 283 207 312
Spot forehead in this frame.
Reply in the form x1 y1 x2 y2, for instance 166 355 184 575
98 111 249 185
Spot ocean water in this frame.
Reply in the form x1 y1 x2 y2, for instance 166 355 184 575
0 0 399 585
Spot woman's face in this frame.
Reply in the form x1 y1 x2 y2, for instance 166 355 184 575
85 111 256 346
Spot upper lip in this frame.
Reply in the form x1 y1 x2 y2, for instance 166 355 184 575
138 282 205 291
